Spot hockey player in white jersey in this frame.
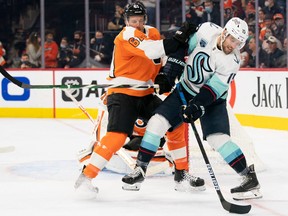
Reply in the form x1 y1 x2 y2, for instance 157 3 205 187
122 17 262 200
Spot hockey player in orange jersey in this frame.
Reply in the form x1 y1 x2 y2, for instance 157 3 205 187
74 1 203 196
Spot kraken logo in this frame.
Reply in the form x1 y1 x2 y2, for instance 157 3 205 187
186 52 212 84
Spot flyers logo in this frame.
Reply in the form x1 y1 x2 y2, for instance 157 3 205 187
135 118 147 128
128 37 140 47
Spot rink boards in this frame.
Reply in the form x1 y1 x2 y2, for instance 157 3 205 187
0 68 287 130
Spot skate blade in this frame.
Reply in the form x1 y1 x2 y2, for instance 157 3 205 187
232 189 263 200
174 183 206 192
122 183 141 191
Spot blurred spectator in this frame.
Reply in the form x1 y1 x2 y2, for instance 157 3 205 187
247 37 267 67
186 0 202 25
271 13 286 43
245 1 256 26
265 35 284 68
44 32 59 68
202 0 220 25
0 41 6 67
258 9 266 29
283 37 288 51
107 3 125 31
141 0 156 26
259 14 273 41
92 32 114 67
57 37 73 68
232 0 246 20
240 51 250 68
224 0 234 24
64 31 85 68
90 31 104 52
276 37 287 67
19 53 37 69
190 0 205 26
26 32 41 67
262 0 282 16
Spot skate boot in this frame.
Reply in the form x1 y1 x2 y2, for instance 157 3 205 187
122 166 146 191
231 164 262 200
74 172 99 198
174 169 206 192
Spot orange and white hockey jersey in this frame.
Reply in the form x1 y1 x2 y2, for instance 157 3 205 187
108 25 165 97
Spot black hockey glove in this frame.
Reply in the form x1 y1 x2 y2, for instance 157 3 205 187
173 21 198 44
154 73 173 95
181 101 205 123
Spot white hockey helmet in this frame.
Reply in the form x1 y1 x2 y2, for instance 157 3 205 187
224 17 248 49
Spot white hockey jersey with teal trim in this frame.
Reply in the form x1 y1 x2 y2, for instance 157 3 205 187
180 22 241 100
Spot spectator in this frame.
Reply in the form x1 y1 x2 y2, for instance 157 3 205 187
262 0 282 17
19 53 37 69
186 0 202 25
265 35 284 68
65 31 85 68
107 3 125 31
259 14 273 41
232 0 246 20
271 13 286 43
247 37 267 67
224 0 234 24
0 41 6 67
26 32 41 67
240 51 250 68
283 37 288 51
44 32 59 68
91 32 114 67
141 0 156 26
90 31 104 53
258 9 266 29
191 0 204 24
245 1 256 26
276 37 287 67
202 0 220 25
57 37 73 68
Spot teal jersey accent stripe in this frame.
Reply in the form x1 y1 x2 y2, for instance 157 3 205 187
140 131 161 152
217 141 243 164
206 74 229 99
188 33 197 55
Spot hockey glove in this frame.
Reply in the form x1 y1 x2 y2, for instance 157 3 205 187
173 21 198 44
154 73 173 95
181 102 205 123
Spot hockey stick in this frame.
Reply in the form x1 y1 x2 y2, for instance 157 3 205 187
0 66 158 90
190 121 251 214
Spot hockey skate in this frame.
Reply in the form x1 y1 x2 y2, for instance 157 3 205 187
122 166 146 191
174 169 206 192
231 164 262 200
74 172 99 198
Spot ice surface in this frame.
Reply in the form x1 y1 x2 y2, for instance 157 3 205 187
0 118 287 216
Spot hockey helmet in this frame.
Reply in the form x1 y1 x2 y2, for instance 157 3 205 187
224 17 248 49
124 1 147 20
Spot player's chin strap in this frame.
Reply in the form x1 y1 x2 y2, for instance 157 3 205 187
64 89 170 176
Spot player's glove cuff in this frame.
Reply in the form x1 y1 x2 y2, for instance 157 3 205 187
181 102 205 123
173 21 198 44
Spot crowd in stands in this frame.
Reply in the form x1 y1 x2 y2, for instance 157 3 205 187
0 0 287 69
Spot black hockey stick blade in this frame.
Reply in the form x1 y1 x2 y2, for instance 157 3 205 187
190 121 252 214
0 66 158 90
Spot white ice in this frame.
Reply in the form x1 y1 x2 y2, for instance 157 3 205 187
0 118 287 216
